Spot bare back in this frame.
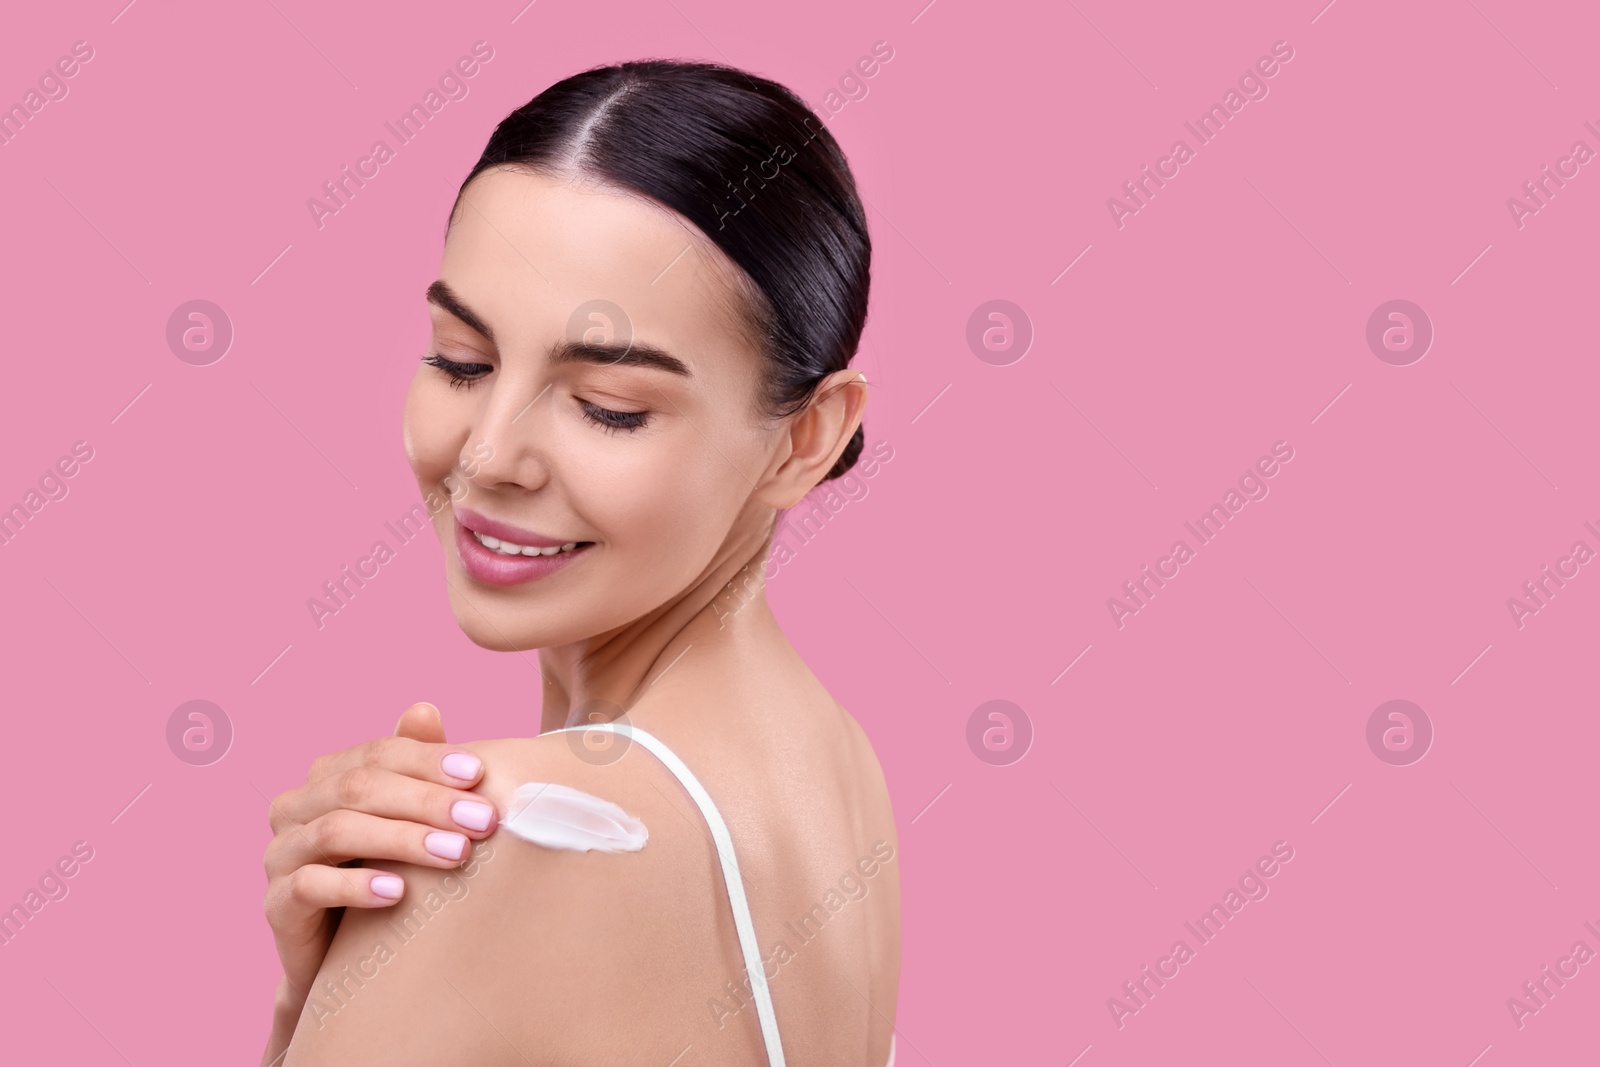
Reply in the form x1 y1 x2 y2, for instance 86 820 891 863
283 643 901 1066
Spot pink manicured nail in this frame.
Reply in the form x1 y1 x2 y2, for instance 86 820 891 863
452 800 494 832
425 831 468 860
370 875 404 899
441 752 481 780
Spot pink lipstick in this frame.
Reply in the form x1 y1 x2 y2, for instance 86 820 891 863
453 506 593 587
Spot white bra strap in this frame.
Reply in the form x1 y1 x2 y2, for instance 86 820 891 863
547 721 787 1067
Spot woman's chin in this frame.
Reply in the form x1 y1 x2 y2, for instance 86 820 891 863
455 617 545 653
464 630 544 655
442 588 549 652
441 601 540 652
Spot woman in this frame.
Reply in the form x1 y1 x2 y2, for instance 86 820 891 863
261 59 900 1066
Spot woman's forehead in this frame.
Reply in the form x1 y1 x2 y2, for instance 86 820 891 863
438 166 758 369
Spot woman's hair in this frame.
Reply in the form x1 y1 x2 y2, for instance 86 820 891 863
448 58 871 482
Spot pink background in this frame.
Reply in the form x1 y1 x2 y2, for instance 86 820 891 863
1 0 1596 1063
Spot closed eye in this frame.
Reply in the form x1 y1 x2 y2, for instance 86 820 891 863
580 401 651 434
425 353 649 433
422 353 491 390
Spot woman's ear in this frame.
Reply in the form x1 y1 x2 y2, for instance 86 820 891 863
757 370 869 510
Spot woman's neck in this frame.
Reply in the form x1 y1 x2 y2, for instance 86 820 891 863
535 526 779 734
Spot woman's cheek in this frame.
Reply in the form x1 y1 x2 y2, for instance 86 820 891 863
401 370 434 473
402 372 461 482
594 438 704 551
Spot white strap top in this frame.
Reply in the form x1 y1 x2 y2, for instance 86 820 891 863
545 720 896 1067
546 720 788 1066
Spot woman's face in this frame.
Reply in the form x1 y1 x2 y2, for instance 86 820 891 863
404 165 783 651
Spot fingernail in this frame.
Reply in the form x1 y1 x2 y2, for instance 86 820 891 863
441 752 481 780
425 831 468 861
452 800 494 832
371 875 404 899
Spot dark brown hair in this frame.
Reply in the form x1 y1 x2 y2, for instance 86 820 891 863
450 58 871 481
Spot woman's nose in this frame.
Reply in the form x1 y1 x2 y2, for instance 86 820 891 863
460 379 555 491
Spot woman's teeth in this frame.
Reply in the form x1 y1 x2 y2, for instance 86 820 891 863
472 530 582 557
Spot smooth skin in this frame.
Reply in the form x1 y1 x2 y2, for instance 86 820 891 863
264 165 899 1066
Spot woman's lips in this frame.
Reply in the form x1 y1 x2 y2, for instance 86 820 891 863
455 506 571 548
454 516 592 587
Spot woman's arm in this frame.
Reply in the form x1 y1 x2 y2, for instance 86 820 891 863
261 705 500 1062
261 974 307 1067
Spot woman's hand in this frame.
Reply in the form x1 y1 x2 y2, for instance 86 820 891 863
260 702 498 1054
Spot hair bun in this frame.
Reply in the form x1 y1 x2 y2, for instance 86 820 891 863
823 424 865 483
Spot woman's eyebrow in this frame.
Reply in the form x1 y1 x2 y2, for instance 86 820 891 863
549 339 692 378
427 278 693 378
426 279 497 344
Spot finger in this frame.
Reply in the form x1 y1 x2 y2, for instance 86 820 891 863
394 701 447 744
267 808 477 877
273 764 497 838
268 864 409 924
305 734 483 791
265 864 407 986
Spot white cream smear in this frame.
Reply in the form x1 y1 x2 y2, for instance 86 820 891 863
500 782 648 852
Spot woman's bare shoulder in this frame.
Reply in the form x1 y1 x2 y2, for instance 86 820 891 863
284 730 764 1066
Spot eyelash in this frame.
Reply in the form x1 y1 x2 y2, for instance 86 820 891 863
421 353 651 434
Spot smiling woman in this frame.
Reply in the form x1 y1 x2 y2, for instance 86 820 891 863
263 58 898 1067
